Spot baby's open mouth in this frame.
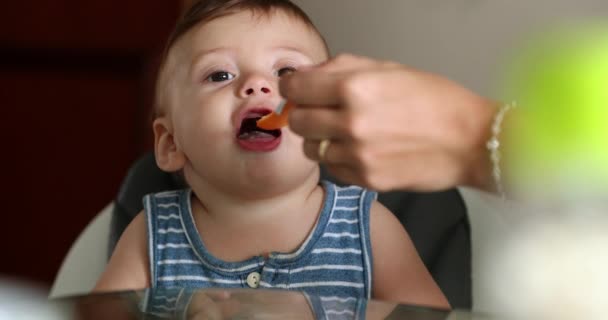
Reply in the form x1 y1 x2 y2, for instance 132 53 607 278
237 117 282 140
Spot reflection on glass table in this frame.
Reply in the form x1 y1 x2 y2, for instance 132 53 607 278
50 288 494 320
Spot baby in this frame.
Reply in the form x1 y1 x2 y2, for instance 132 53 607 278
94 0 449 310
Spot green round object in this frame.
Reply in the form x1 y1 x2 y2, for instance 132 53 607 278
500 21 608 198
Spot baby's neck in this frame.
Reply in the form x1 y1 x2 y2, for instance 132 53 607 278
190 172 322 227
186 173 325 261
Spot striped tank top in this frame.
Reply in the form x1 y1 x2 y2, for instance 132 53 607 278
144 180 376 299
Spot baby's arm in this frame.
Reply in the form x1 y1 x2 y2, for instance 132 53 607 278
370 202 451 310
93 211 150 292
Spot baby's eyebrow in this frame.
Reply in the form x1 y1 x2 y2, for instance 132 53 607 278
189 47 235 72
273 45 308 55
272 46 314 61
193 46 233 58
273 45 302 52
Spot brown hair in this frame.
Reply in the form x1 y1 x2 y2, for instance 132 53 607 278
153 0 329 117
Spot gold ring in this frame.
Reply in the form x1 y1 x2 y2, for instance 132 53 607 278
318 139 331 161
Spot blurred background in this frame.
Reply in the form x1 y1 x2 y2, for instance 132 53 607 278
0 1 188 290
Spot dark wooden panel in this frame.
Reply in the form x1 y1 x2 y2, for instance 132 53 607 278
0 66 141 285
0 1 179 51
0 0 181 287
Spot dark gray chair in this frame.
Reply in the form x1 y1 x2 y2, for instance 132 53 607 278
109 152 471 308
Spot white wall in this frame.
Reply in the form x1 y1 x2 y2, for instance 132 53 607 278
294 0 608 96
292 0 608 312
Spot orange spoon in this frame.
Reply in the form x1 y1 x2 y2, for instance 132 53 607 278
256 100 295 130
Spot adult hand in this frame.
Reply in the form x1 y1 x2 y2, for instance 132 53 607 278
280 54 498 192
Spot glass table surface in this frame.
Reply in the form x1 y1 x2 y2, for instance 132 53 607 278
45 288 497 320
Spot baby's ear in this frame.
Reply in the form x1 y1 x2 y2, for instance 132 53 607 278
153 117 185 172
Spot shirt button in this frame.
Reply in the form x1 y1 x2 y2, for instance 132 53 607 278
246 271 261 288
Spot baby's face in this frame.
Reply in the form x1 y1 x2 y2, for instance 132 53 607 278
162 9 328 195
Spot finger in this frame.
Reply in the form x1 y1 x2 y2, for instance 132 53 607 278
280 71 344 105
302 139 321 162
280 53 392 105
315 54 376 73
280 55 380 107
289 107 347 140
302 139 352 164
325 164 367 187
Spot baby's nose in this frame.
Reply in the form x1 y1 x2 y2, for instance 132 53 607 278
244 86 271 95
240 75 273 97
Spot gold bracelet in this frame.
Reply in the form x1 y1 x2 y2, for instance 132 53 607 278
486 101 516 199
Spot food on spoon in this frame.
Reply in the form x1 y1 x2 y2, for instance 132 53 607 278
256 100 295 130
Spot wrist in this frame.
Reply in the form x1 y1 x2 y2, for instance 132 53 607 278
487 101 517 198
467 100 518 198
463 98 502 193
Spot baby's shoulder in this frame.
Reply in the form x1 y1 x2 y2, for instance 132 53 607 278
322 180 378 216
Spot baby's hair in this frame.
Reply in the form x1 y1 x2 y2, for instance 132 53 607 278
153 0 329 119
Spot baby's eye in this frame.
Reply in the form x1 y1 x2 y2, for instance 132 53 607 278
277 67 296 77
207 71 235 82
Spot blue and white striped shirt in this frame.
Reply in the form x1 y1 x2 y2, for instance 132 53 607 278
144 180 376 299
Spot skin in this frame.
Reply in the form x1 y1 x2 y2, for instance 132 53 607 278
280 54 498 193
94 9 450 310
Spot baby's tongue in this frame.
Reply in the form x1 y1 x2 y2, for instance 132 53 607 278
238 130 276 141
